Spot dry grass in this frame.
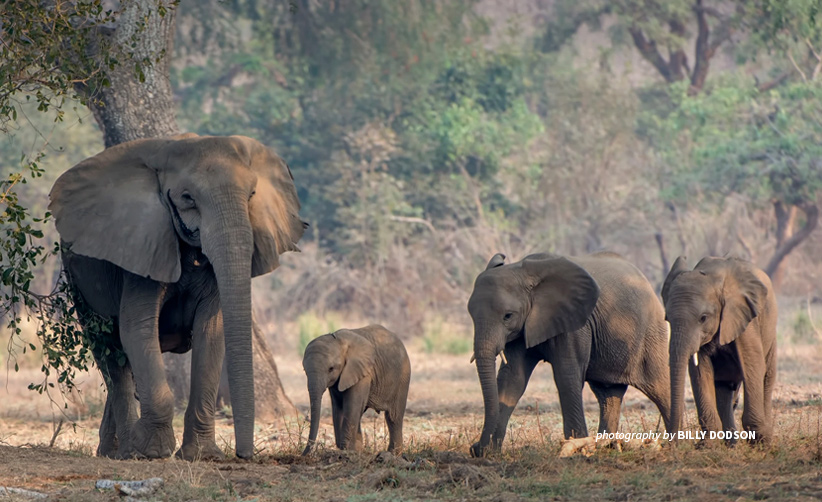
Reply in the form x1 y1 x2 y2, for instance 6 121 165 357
3 342 822 501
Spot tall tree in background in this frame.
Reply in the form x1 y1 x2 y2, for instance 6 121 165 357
539 0 822 289
2 0 295 423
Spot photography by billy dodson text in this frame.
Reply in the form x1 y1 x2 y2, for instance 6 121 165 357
595 430 756 443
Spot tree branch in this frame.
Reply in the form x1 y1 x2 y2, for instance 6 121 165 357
690 0 711 91
629 27 675 82
765 202 819 278
757 71 791 92
388 215 438 235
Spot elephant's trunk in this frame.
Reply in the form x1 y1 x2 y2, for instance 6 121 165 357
669 326 696 438
202 193 255 459
303 376 325 455
476 355 499 453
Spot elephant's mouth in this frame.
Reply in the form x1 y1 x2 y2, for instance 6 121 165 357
167 190 200 242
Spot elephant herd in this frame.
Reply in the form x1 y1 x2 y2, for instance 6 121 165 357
47 134 777 461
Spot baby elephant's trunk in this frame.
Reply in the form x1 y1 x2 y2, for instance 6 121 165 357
303 377 325 455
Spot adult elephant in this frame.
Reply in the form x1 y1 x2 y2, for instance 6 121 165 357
468 252 671 457
662 256 777 443
49 134 306 460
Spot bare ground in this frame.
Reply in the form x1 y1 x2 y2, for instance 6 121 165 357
2 343 822 501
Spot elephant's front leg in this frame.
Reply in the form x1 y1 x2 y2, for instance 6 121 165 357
689 353 722 438
492 338 541 449
549 335 590 439
331 392 344 449
735 338 770 441
118 274 176 459
177 300 225 461
339 380 370 451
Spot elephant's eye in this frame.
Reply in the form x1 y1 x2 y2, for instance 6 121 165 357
249 190 256 201
503 312 514 322
181 191 195 205
699 314 708 324
328 366 334 373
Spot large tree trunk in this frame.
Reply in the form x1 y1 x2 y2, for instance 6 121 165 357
84 0 179 147
76 0 295 421
216 314 298 421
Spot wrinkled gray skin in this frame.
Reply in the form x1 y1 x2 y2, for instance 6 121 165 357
662 256 777 444
49 134 305 460
468 252 672 457
302 325 411 455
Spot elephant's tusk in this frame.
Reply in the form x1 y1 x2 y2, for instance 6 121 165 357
469 353 476 364
500 350 508 365
692 353 699 367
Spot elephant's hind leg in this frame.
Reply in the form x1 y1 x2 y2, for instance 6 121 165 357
715 381 740 444
385 408 405 453
93 335 139 459
588 381 627 434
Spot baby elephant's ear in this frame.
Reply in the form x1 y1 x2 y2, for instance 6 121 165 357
661 256 690 308
336 330 377 392
485 253 506 270
718 261 769 345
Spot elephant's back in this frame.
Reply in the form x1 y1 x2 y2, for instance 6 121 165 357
353 325 407 354
569 253 658 298
355 325 411 412
570 253 669 383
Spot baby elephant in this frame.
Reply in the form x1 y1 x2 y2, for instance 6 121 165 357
662 256 778 443
302 325 411 455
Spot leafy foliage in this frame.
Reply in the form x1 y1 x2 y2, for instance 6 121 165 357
656 78 822 206
0 2 164 392
0 0 117 132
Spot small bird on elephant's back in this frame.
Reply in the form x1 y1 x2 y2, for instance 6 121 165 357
302 324 411 455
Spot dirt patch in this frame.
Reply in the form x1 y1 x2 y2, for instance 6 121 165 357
3 347 822 500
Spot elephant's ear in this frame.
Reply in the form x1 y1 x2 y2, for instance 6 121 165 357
522 255 600 348
661 256 690 308
718 261 768 345
48 138 183 283
336 330 376 392
232 136 306 277
485 253 506 270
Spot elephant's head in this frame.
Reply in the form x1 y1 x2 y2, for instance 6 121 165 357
467 253 600 454
661 256 767 435
301 330 375 455
49 134 306 459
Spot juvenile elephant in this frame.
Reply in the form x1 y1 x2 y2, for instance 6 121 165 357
49 134 306 460
468 252 672 457
302 325 411 455
662 256 777 443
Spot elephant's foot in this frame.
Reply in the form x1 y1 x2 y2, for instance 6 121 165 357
96 436 120 458
176 437 225 462
470 436 504 457
470 441 489 457
130 419 176 459
747 427 772 445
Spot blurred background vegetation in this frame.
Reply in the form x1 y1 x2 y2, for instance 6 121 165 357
4 0 822 363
